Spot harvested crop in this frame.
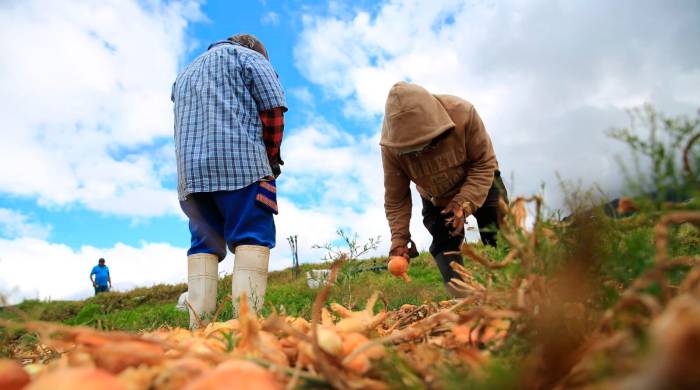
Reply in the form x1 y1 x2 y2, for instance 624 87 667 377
0 359 30 390
93 340 165 373
317 328 343 355
25 368 125 390
388 256 410 282
152 358 211 389
183 360 282 390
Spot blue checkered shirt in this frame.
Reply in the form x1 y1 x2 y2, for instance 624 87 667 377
172 41 286 200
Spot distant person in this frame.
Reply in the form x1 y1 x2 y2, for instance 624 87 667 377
172 33 287 327
380 82 508 296
90 258 111 295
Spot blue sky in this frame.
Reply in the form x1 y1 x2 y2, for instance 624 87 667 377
0 0 370 250
1 0 698 303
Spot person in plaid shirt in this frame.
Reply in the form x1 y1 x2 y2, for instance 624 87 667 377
172 34 286 327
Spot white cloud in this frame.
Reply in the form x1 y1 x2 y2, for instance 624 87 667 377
268 115 445 266
0 0 203 218
289 86 315 108
294 0 700 208
0 209 52 240
261 11 280 25
0 238 187 304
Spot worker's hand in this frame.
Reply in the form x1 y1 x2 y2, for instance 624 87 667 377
92 282 96 288
270 156 283 178
389 245 410 259
271 163 281 178
441 201 466 237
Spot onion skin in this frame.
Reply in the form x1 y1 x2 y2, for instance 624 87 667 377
25 368 126 390
93 341 164 373
0 359 30 390
152 358 211 389
317 328 343 355
184 360 282 390
388 256 411 282
452 324 472 344
344 353 371 374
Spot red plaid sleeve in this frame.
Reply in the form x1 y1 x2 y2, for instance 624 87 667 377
260 107 285 163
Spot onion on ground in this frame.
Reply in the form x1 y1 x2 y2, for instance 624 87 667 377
26 368 126 390
183 360 282 390
0 359 30 390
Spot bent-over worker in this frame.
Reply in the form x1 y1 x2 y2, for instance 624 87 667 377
380 82 508 295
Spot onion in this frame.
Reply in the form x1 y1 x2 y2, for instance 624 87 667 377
342 333 385 359
388 256 411 282
344 353 371 374
93 341 164 373
203 321 239 337
336 316 370 333
289 317 310 333
0 359 30 390
184 360 281 390
342 332 368 355
279 336 299 362
153 358 211 389
258 331 290 367
26 368 125 390
317 328 343 355
452 324 471 344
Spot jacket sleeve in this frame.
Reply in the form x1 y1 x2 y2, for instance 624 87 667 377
451 106 498 212
260 108 285 172
382 146 412 251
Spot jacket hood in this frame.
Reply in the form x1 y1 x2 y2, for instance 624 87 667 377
379 82 455 149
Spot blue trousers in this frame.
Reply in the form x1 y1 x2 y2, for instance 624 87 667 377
179 182 276 261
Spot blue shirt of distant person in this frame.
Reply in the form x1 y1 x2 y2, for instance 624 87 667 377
90 258 111 295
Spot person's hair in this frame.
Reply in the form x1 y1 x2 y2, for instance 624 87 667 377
99 258 105 262
228 34 268 59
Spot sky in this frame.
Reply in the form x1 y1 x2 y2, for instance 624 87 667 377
0 0 698 304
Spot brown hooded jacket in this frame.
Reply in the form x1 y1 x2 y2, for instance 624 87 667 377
380 82 498 251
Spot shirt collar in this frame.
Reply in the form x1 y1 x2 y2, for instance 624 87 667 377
207 40 240 51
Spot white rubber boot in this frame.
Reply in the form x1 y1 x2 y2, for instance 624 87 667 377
232 245 270 314
187 253 218 328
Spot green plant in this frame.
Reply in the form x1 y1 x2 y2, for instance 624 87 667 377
313 229 381 308
312 228 381 262
607 105 699 204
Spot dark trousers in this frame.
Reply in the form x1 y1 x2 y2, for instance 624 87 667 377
422 172 508 283
94 285 110 295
